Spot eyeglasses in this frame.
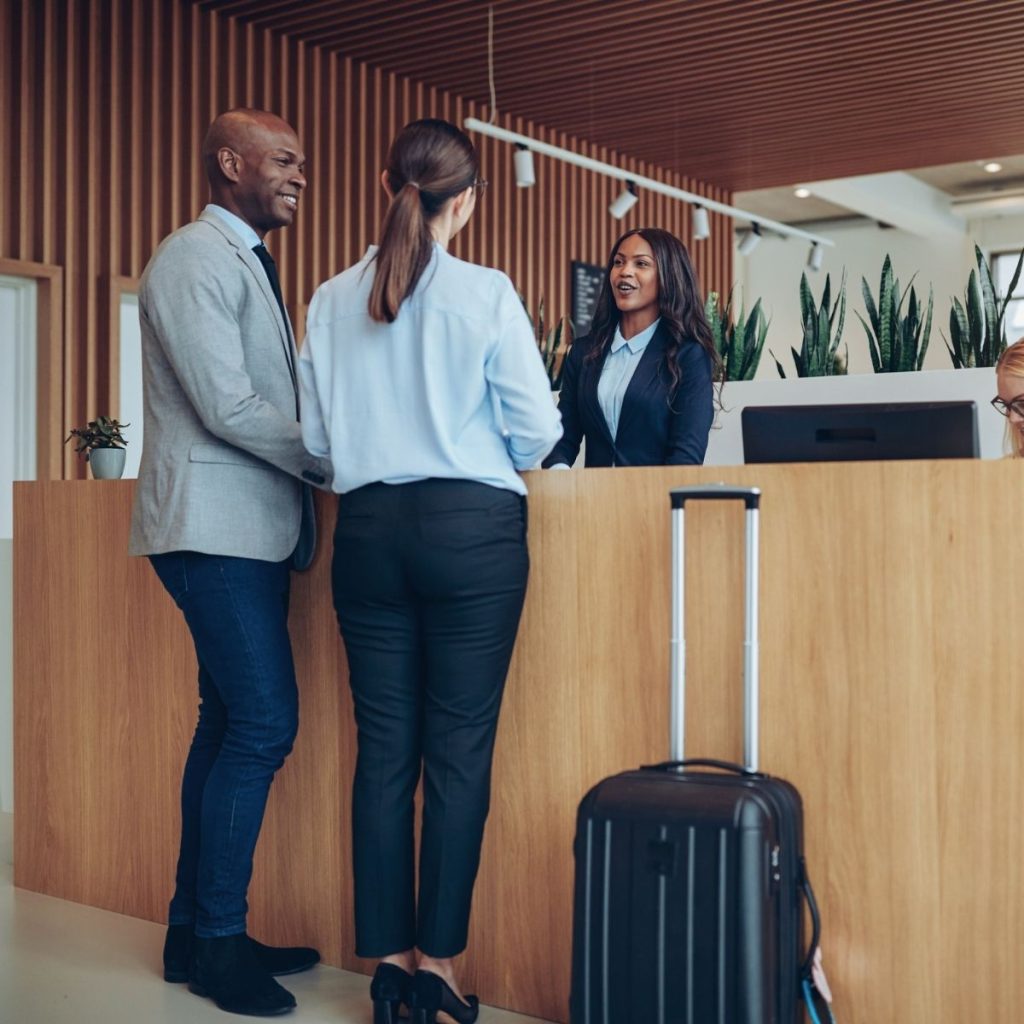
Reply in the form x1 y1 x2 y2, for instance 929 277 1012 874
991 395 1024 418
473 178 489 195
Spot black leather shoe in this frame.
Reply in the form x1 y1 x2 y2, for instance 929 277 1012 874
370 962 414 1024
409 969 479 1024
188 932 297 1017
163 923 194 982
163 924 320 983
248 936 320 977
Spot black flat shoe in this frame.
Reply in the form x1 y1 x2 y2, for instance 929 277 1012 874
188 933 296 1017
163 924 320 982
370 962 414 1024
409 969 479 1024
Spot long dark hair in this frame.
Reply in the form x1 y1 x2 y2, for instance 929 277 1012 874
368 118 480 323
585 227 722 397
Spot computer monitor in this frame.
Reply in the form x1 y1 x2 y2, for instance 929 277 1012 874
742 401 979 463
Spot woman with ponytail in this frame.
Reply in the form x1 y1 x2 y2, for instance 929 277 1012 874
543 227 718 468
298 119 561 1024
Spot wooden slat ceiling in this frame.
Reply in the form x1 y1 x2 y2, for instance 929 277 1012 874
196 0 1024 193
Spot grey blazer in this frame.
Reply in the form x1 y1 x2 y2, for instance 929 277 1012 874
129 210 332 569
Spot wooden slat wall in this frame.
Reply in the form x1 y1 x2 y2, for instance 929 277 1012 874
0 0 732 480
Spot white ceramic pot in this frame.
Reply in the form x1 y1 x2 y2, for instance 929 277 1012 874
89 447 126 479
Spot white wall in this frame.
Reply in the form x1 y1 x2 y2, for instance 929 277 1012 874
737 214 1024 380
972 213 1024 255
0 275 39 814
119 291 143 479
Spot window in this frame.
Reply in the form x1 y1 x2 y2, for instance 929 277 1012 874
992 250 1024 346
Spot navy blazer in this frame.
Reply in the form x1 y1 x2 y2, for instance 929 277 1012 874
543 323 714 468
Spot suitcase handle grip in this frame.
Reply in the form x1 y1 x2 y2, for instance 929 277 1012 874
670 485 761 509
641 758 763 777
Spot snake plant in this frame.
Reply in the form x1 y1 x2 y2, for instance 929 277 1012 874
705 289 770 381
857 255 932 373
522 296 573 390
772 270 847 377
944 243 1023 368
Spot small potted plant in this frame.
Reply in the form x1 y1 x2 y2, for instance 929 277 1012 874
65 416 130 479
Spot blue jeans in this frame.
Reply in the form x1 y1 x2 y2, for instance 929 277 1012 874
149 552 298 938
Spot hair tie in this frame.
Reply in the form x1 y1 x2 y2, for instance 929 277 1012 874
405 180 421 191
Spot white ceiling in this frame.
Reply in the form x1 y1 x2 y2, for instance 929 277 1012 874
737 155 1024 230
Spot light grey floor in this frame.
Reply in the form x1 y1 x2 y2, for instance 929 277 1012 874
0 813 553 1024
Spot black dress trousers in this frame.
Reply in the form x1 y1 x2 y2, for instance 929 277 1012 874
330 478 530 959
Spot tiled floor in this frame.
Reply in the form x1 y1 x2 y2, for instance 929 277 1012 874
0 813 554 1024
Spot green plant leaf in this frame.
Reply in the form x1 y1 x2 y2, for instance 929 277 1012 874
857 311 881 373
746 300 767 380
948 297 968 368
816 306 830 375
832 269 847 349
879 256 894 371
975 245 999 358
770 348 787 378
966 270 984 367
791 345 806 377
861 275 880 340
799 273 815 327
917 286 933 370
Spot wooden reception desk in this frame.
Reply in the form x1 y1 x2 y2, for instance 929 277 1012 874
13 461 1024 1023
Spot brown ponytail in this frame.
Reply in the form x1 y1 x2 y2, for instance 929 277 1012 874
369 118 480 323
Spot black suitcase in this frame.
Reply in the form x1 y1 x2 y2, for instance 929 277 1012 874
569 485 823 1024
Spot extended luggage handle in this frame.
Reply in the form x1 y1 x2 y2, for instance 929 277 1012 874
669 485 762 771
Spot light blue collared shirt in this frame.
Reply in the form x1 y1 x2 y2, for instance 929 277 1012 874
298 244 563 496
204 203 262 251
597 317 661 440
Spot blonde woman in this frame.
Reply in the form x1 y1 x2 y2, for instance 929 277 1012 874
299 118 561 1024
993 339 1024 456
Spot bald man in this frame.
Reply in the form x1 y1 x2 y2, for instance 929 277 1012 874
129 109 332 1017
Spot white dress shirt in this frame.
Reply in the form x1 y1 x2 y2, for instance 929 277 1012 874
204 204 262 250
298 244 562 495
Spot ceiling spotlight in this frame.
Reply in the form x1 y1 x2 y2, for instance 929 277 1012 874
692 204 710 240
514 144 535 187
737 223 762 255
794 187 812 199
984 161 1003 174
807 242 824 271
609 180 639 219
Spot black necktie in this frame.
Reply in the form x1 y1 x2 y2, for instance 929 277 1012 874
252 242 298 400
252 243 290 334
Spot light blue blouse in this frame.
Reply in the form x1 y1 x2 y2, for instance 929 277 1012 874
298 244 562 496
596 317 662 440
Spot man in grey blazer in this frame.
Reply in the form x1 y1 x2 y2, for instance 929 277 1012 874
129 108 332 1018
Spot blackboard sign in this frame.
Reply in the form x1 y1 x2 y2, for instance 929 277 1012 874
571 260 605 337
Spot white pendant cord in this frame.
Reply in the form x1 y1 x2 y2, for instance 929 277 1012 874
487 5 497 124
